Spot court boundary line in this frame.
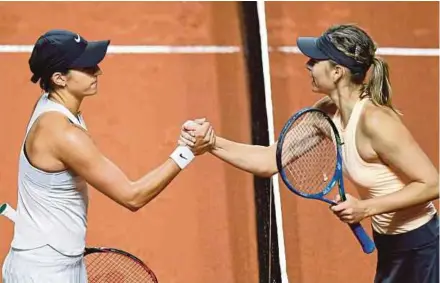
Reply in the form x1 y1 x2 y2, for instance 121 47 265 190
0 45 439 56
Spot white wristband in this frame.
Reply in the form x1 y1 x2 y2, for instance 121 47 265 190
170 146 195 169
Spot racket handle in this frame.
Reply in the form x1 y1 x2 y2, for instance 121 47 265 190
0 203 17 223
349 223 375 254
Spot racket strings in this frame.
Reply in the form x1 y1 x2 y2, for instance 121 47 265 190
85 252 157 283
281 112 337 195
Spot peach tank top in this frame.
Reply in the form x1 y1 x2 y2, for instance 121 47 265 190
332 98 436 234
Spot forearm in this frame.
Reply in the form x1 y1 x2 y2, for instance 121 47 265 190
128 146 195 210
210 137 277 177
363 181 439 217
128 159 181 210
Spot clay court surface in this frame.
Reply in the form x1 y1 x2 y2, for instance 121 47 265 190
0 2 438 283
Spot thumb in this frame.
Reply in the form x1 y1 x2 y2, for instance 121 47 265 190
183 120 199 131
330 202 347 212
334 194 342 203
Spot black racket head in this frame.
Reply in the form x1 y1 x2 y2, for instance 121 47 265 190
84 247 158 283
276 107 343 200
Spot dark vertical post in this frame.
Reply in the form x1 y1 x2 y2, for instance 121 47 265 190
238 2 282 283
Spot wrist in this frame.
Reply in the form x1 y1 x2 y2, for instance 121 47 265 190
209 135 218 152
361 199 376 218
169 146 195 169
211 136 222 151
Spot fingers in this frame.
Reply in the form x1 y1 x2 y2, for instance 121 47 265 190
182 119 212 137
209 128 216 148
177 140 188 147
331 208 354 223
182 120 201 131
194 128 213 150
330 203 357 224
179 118 216 155
330 201 347 212
339 215 355 223
337 208 353 216
179 131 196 147
204 127 213 141
193 121 211 137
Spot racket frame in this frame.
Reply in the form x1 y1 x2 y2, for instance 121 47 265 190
276 107 340 203
84 247 158 283
276 107 376 254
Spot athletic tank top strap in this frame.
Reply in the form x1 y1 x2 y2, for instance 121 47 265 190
24 93 87 140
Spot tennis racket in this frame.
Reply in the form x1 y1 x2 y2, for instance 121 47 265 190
84 247 158 282
275 107 376 254
0 203 159 282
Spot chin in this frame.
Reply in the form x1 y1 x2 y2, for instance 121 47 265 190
311 86 320 93
311 86 328 95
84 89 98 97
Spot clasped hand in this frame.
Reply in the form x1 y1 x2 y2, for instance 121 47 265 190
178 118 216 155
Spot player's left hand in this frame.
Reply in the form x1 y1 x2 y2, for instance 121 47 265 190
330 194 368 224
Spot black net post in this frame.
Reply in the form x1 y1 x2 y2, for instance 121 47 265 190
238 2 282 283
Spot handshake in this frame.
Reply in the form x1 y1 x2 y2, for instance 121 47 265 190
178 118 216 156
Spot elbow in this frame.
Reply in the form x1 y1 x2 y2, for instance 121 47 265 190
257 148 278 178
123 190 145 212
422 175 439 201
259 169 277 178
261 160 279 178
125 202 141 212
125 194 152 212
256 164 278 178
123 184 158 212
428 178 439 200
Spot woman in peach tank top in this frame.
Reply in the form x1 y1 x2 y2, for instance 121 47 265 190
179 24 439 283
296 24 439 283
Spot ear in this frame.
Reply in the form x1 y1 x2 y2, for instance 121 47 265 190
51 72 67 88
332 65 345 83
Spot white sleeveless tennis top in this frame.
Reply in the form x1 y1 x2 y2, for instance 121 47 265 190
332 97 436 235
11 93 89 256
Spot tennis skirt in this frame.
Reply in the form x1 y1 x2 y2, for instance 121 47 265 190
374 215 439 283
2 245 87 283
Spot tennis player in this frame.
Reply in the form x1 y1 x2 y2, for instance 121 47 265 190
1 29 212 282
180 24 439 282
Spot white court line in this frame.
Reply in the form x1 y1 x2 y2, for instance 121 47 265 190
0 45 439 56
0 45 240 54
256 1 289 282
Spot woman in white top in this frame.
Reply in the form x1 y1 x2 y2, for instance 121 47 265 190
2 29 212 282
180 24 439 282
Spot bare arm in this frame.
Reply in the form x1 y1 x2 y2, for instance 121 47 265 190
360 107 439 217
180 98 336 178
210 137 277 177
55 124 187 212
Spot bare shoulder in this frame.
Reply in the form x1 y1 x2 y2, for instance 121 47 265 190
313 96 337 116
359 101 406 139
36 111 92 151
